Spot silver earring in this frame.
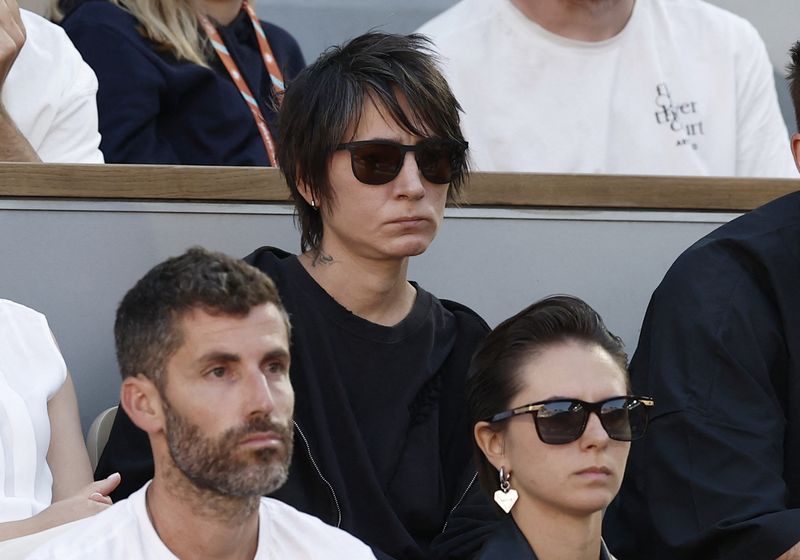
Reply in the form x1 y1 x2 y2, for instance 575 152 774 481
493 466 518 514
310 197 317 209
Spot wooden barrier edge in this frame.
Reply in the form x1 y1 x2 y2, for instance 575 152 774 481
0 163 798 212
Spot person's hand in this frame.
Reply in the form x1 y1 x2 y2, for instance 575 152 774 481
0 0 25 91
34 473 121 528
778 542 800 560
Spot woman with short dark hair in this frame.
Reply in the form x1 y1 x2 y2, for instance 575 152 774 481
243 33 488 559
467 295 654 559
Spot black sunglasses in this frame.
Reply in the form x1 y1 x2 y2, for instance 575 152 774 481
335 139 467 185
488 396 655 445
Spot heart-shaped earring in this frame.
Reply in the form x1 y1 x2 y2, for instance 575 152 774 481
493 466 518 514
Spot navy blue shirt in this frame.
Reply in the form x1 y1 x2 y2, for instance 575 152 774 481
62 1 305 165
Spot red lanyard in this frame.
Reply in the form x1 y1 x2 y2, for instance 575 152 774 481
198 0 285 167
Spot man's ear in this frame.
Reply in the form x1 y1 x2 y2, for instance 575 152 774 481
474 421 506 471
792 133 800 174
120 375 165 435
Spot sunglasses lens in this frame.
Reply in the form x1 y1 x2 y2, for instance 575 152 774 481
416 142 457 184
350 143 403 185
600 397 648 441
535 401 587 444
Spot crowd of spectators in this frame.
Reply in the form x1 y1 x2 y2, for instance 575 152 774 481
2 1 800 559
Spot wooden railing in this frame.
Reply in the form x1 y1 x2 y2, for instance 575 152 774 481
0 163 798 212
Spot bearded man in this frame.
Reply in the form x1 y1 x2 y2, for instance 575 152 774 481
27 247 375 560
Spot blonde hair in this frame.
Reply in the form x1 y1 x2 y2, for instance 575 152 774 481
109 0 210 67
50 0 208 66
52 0 209 66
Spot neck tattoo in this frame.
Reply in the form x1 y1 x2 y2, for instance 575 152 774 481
311 250 334 267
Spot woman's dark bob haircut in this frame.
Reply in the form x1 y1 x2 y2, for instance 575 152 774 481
277 32 468 252
465 295 629 501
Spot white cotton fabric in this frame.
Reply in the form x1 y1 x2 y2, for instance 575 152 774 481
418 0 797 177
0 300 67 523
2 10 103 163
25 482 378 560
0 519 82 560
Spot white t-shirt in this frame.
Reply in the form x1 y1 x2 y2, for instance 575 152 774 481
418 0 797 177
25 483 378 560
1 10 103 163
0 300 67 522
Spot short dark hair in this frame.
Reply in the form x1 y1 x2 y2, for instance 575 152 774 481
115 247 289 387
789 41 800 133
278 32 468 252
465 295 629 502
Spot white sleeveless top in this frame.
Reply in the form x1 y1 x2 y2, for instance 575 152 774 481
0 300 66 522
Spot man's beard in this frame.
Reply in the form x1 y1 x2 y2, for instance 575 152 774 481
162 399 294 498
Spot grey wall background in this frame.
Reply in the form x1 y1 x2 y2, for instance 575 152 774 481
8 0 798 430
256 0 800 132
1 201 735 432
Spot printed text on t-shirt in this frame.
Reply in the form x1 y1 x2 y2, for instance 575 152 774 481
654 83 704 150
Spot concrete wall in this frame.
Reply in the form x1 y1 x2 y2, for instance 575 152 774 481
0 199 737 432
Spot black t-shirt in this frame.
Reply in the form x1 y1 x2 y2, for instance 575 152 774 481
246 248 493 559
96 247 496 559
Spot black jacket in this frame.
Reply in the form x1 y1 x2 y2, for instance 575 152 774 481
605 190 800 559
476 518 614 559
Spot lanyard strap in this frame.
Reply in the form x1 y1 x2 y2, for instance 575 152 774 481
198 0 285 167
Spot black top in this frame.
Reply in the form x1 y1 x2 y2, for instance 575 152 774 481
61 0 305 164
476 518 614 560
95 247 498 559
604 191 800 559
476 519 537 559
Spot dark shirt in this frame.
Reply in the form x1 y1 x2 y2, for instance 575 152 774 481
61 0 305 164
605 191 800 559
475 519 537 559
95 247 498 559
476 518 613 559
